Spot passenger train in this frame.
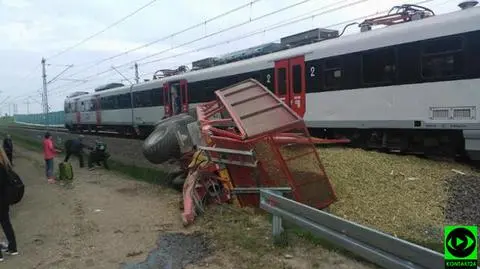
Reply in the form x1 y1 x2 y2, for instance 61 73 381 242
64 3 480 160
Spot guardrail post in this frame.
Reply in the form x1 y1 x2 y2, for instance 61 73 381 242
232 187 292 246
272 210 285 246
258 188 291 246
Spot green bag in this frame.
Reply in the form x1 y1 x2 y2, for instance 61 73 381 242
59 162 74 181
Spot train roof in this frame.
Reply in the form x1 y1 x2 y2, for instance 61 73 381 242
66 5 480 101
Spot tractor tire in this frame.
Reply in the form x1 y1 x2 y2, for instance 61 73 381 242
143 114 196 164
187 107 197 119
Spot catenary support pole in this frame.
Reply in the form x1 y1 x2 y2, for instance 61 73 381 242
134 62 139 84
41 58 49 129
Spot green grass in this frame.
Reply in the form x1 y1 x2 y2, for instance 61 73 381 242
0 116 14 125
0 130 170 186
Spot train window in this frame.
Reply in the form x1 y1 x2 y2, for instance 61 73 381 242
323 57 342 91
113 96 119 109
421 36 464 79
143 91 153 107
134 93 141 108
102 97 108 110
292 65 302 94
362 47 396 85
151 88 163 106
106 96 114 110
134 90 154 107
423 36 463 54
89 100 96 111
277 68 287 95
118 93 131 109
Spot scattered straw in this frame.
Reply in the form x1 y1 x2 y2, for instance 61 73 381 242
317 148 480 249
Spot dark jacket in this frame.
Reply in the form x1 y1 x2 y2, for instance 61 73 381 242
3 138 12 154
65 139 88 154
0 164 9 209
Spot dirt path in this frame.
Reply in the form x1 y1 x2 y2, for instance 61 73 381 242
1 146 377 269
2 147 204 269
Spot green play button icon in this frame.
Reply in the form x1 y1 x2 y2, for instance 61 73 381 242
456 237 464 247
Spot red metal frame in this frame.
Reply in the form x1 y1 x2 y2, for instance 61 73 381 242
180 79 189 113
196 79 340 209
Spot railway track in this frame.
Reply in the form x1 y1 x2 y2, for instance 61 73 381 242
10 122 480 169
8 123 145 140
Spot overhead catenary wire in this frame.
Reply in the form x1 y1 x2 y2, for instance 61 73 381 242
56 0 338 87
40 0 400 97
141 0 370 66
14 0 433 103
46 0 160 61
64 0 265 81
86 0 318 76
12 0 442 107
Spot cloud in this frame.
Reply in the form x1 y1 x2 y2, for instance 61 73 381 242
1 0 31 8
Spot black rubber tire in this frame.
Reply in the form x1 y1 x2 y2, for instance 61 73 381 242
143 114 196 164
187 107 197 119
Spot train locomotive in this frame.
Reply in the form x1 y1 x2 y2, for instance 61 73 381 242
64 3 480 160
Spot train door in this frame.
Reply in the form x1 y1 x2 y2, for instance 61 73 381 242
179 79 188 113
274 56 306 117
163 83 172 118
274 60 289 105
75 99 81 124
94 95 101 125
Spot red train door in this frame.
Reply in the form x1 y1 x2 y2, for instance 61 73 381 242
94 95 101 125
163 83 172 118
289 56 306 117
180 79 188 113
274 56 306 117
274 59 289 105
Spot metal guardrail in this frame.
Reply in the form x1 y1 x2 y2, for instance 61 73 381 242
259 189 459 269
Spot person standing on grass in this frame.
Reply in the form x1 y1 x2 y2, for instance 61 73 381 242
2 135 13 166
0 147 18 262
43 132 61 184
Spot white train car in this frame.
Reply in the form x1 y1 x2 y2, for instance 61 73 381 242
64 3 480 159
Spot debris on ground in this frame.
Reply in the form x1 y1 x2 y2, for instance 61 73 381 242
121 232 211 269
444 174 480 225
319 147 480 248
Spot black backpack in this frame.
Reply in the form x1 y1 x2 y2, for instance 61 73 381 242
5 168 24 205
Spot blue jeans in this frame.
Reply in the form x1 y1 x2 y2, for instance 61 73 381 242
45 158 54 178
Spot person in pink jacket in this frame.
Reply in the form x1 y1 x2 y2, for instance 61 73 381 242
43 132 61 184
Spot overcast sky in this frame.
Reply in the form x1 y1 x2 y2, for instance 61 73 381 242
0 0 461 114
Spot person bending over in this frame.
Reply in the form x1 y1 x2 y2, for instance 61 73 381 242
64 135 91 168
88 141 110 171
